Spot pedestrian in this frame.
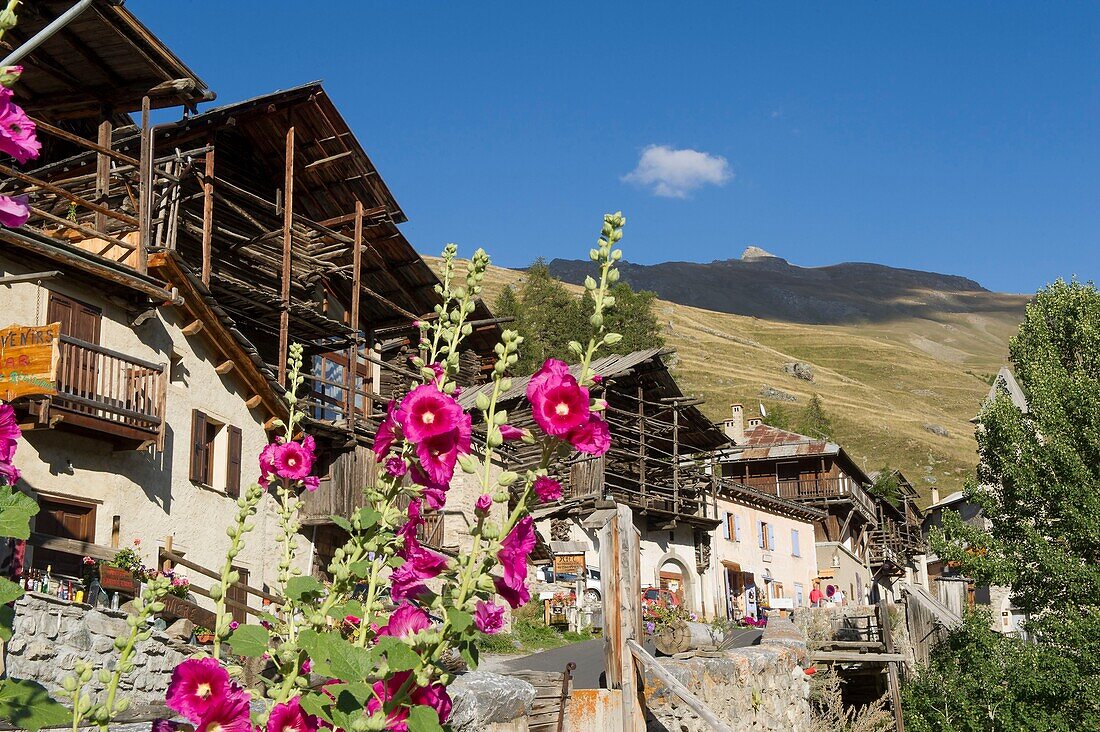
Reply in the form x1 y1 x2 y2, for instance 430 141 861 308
809 584 824 608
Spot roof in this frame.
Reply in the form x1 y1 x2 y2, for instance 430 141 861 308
984 366 1028 413
6 0 212 119
926 490 966 511
721 423 873 485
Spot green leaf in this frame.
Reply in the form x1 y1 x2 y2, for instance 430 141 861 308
0 576 23 605
227 624 270 658
285 576 324 602
406 705 445 732
356 508 381 528
376 636 421 672
459 641 479 670
299 630 379 682
0 678 72 731
0 605 14 643
0 485 38 540
348 560 372 577
447 607 473 633
328 515 352 533
327 599 363 620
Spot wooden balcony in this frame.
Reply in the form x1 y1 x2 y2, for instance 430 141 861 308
25 335 165 448
745 476 878 520
869 518 927 570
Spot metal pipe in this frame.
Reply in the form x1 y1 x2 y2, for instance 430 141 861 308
1 0 96 67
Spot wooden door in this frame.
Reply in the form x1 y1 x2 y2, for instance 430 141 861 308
33 498 96 579
47 293 102 409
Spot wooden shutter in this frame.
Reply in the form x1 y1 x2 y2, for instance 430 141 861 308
767 524 776 551
734 515 742 542
190 410 208 484
791 529 800 556
758 521 765 549
228 566 249 624
722 513 731 540
226 425 242 498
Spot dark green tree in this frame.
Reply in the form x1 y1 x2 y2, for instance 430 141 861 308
580 283 664 355
869 466 902 505
761 403 795 431
797 393 833 440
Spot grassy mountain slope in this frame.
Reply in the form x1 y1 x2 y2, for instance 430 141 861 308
425 255 1028 501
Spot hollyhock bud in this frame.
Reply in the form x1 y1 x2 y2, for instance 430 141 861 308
475 494 492 516
384 456 407 478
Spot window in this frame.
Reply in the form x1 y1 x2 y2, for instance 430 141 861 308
759 521 775 550
776 461 800 483
791 529 801 557
722 513 732 540
794 582 805 606
734 515 742 542
189 410 242 496
770 581 785 601
32 497 96 579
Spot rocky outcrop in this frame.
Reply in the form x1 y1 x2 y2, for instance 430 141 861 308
784 362 815 382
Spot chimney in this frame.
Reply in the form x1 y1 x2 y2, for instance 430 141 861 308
930 487 940 507
723 404 745 444
747 418 762 428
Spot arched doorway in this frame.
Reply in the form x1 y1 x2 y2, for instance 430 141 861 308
655 554 695 613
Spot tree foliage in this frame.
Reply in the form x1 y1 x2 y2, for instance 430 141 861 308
762 402 796 431
496 260 663 374
797 393 834 440
902 611 1094 731
922 279 1100 727
868 467 902 505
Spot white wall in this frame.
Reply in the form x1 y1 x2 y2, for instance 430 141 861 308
1 255 310 610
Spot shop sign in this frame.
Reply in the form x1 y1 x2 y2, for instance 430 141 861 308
0 323 60 400
552 552 585 576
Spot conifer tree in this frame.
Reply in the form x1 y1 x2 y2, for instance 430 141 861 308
798 393 833 440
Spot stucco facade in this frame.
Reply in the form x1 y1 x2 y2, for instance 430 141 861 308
712 495 818 618
2 254 309 611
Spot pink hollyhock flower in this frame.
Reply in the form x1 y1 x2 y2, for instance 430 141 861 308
384 456 407 478
151 720 182 732
412 683 452 723
228 621 239 631
475 600 505 634
193 691 252 732
373 401 403 460
267 696 318 732
344 615 361 626
0 403 20 461
399 384 463 443
165 657 235 723
379 601 431 638
527 360 589 438
390 544 448 602
533 476 562 503
366 674 412 731
0 193 29 228
300 659 312 675
591 374 604 383
258 441 279 484
397 499 423 549
430 362 445 380
567 414 611 456
302 475 320 492
495 516 535 608
0 88 40 164
0 461 20 486
499 424 527 442
474 494 492 515
274 440 314 481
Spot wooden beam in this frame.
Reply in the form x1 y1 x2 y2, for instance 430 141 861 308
346 200 364 431
304 150 353 170
181 320 204 336
628 640 733 732
810 651 906 663
880 599 906 732
28 532 116 562
215 360 235 375
278 126 294 386
137 96 151 273
0 163 138 226
244 395 263 409
201 139 215 285
95 117 112 233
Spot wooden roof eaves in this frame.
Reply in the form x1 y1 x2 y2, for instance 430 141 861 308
148 251 286 420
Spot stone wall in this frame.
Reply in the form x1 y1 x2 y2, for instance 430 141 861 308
642 614 813 731
5 593 197 706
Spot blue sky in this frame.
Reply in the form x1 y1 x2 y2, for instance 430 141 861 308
133 2 1098 294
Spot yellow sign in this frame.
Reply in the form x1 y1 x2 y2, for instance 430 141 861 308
0 323 60 400
553 553 586 576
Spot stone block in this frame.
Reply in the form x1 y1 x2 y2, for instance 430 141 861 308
449 672 536 731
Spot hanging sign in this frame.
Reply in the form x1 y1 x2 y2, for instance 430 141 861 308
552 553 585 576
0 323 60 400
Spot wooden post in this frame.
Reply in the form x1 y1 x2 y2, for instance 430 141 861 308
136 96 151 274
278 126 295 386
672 406 680 512
346 200 364 429
95 117 111 233
637 386 646 507
200 138 215 285
110 515 120 549
162 535 173 572
879 599 906 732
599 503 644 732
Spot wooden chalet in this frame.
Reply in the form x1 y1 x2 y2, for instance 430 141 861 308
866 469 926 576
0 3 498 570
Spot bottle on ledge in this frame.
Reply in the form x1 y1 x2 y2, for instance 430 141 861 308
43 565 52 595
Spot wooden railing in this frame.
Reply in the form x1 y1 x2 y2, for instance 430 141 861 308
754 476 877 518
53 335 165 435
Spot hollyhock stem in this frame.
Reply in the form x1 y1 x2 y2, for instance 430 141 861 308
579 214 624 384
211 482 263 659
96 579 168 729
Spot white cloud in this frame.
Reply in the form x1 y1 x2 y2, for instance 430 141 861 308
622 144 732 198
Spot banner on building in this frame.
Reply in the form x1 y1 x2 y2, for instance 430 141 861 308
0 323 61 401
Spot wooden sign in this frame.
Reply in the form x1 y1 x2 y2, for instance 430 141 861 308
161 594 217 630
98 565 138 594
552 553 585 576
0 323 60 400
